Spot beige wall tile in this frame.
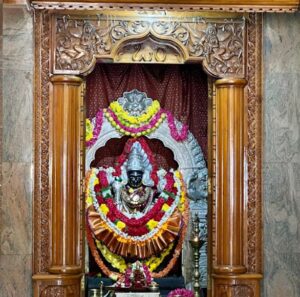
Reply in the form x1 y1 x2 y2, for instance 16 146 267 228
0 162 32 255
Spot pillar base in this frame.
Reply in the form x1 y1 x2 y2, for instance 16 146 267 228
33 273 83 297
212 273 262 297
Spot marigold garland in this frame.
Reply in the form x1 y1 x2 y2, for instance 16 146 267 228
87 167 184 241
94 236 175 274
109 100 160 126
86 196 189 279
86 137 189 279
104 108 165 138
86 99 190 144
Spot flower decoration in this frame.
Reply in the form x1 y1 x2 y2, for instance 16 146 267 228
110 100 160 126
116 262 153 288
167 289 194 297
85 138 189 279
85 97 189 142
86 109 104 147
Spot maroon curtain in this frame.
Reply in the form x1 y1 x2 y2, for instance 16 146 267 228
86 64 208 166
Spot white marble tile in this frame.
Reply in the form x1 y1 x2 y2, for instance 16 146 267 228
264 73 300 163
0 162 32 255
264 162 300 251
0 254 32 297
2 6 33 72
2 69 33 162
264 13 300 74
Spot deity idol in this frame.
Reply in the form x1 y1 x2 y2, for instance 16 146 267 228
85 90 208 284
112 143 157 214
86 137 189 279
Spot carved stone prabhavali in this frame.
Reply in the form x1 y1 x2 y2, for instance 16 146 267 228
32 7 262 297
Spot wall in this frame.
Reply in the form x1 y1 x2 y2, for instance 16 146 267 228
263 13 300 297
0 5 33 296
0 8 299 297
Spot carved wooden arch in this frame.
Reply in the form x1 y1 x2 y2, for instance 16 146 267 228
32 7 262 297
52 11 245 78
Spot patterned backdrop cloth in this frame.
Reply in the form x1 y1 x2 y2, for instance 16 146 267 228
86 63 208 170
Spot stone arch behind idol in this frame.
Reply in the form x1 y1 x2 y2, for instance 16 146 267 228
85 90 208 288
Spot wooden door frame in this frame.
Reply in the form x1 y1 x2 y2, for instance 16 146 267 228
31 5 265 297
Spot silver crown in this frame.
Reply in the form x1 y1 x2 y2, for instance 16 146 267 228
117 89 152 117
126 146 144 172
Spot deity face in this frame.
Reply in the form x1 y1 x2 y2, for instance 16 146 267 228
128 170 143 188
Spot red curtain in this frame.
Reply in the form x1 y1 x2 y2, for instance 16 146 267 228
86 64 208 167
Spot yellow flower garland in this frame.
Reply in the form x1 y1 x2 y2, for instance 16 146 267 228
96 238 174 273
86 119 93 141
109 100 160 126
145 243 174 271
96 239 127 273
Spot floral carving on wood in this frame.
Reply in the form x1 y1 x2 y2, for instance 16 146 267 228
233 285 254 297
41 285 78 297
246 13 262 273
33 10 51 274
54 13 245 77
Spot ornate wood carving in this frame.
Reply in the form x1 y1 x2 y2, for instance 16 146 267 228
53 12 245 78
33 274 82 297
232 285 254 297
246 13 262 274
41 285 79 297
33 10 51 274
32 8 263 297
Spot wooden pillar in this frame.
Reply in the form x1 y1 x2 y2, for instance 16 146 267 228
48 75 84 276
213 78 247 276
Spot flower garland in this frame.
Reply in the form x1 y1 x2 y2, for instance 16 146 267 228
96 239 127 273
86 137 190 279
86 99 189 143
116 262 153 288
104 108 165 138
87 167 184 241
167 289 194 297
109 100 160 126
95 236 174 274
86 109 104 147
86 195 189 279
165 111 189 142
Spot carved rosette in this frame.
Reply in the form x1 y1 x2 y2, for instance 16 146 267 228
53 13 245 77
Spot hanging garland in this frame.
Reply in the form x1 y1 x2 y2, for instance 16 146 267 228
88 168 184 238
86 138 189 278
85 99 189 147
86 196 189 278
86 109 104 147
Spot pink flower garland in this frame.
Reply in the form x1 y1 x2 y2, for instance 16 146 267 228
167 288 194 297
120 263 152 288
164 110 189 142
86 109 104 147
87 107 189 147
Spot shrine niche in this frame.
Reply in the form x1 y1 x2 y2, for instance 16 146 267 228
31 6 263 297
84 76 209 294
